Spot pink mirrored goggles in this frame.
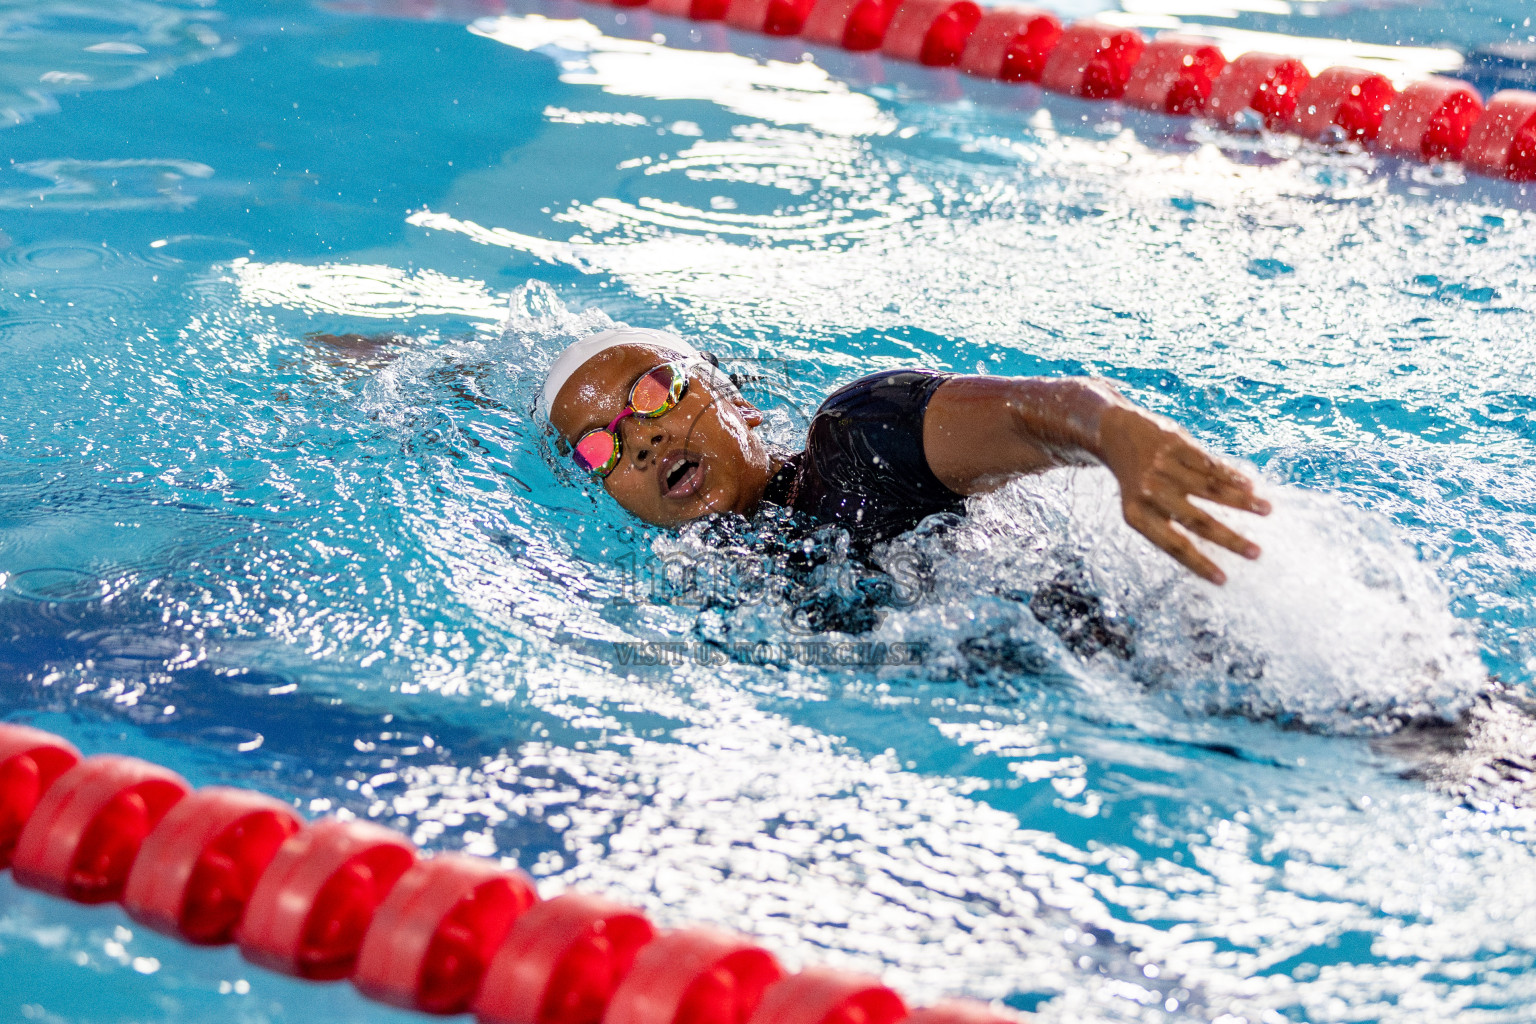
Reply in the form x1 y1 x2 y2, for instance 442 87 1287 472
571 361 690 477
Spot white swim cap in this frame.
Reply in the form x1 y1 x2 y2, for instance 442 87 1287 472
539 327 737 422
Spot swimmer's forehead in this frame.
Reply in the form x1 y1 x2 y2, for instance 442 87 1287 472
549 342 690 440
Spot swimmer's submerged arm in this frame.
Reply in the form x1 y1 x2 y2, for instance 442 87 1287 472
922 375 1271 585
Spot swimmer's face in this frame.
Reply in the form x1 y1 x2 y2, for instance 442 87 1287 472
549 343 772 528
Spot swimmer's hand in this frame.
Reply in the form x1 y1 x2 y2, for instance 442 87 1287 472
923 375 1269 585
1096 404 1270 585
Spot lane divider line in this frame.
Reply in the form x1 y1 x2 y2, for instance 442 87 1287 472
0 723 1024 1023
592 0 1536 179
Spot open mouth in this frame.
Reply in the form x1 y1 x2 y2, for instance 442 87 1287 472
660 452 703 498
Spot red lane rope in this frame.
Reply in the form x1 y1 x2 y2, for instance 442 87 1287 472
0 724 1020 1023
591 0 1536 180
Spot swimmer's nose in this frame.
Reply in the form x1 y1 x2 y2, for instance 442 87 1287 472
624 423 668 468
634 434 667 464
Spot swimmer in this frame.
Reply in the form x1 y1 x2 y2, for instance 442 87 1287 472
544 336 1536 807
543 328 1271 585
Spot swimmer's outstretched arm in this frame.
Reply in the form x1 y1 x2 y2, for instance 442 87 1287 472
921 376 1271 584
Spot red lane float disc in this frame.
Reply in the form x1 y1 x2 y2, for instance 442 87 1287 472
1206 51 1311 129
1039 21 1146 100
747 968 907 1024
801 0 860 46
604 928 784 1024
0 724 80 869
842 0 898 51
1464 89 1536 180
955 7 1061 83
474 891 656 1024
881 0 981 67
1289 66 1395 142
355 853 540 1014
237 818 417 981
1121 34 1227 115
122 787 303 945
11 755 189 904
802 0 897 51
1375 76 1484 160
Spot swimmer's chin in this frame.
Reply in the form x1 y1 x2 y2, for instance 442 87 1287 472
617 468 719 528
625 479 762 529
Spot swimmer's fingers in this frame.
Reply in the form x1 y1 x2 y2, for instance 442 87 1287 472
1123 504 1227 585
1170 447 1271 515
1163 497 1261 561
1144 461 1261 561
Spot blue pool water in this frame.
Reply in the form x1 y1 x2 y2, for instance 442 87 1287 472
3 0 1536 1020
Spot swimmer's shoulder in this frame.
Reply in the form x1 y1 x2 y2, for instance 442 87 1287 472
781 368 963 543
812 367 955 423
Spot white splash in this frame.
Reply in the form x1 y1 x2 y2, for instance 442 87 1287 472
878 468 1488 734
227 259 508 320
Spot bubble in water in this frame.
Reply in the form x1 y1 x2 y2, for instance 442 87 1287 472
6 567 104 603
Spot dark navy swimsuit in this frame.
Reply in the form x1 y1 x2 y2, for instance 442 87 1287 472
761 369 965 543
